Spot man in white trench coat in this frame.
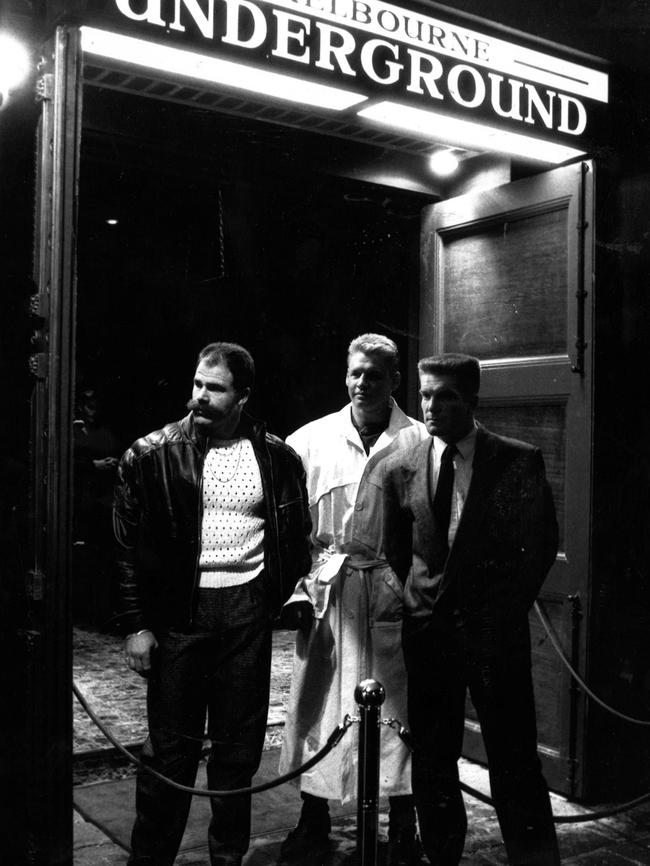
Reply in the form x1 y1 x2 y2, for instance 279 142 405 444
278 334 428 866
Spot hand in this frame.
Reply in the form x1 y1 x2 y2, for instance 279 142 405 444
278 601 314 634
93 456 119 470
125 630 158 677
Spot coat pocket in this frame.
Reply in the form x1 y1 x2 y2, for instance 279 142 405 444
369 565 404 626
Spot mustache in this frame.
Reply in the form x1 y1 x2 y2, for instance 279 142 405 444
186 399 217 418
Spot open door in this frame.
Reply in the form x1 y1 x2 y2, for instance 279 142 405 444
27 26 82 862
421 161 594 797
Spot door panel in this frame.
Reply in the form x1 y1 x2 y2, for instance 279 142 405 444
420 162 594 796
440 208 568 359
478 401 567 550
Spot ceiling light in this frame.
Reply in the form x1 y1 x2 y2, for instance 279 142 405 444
0 32 31 102
358 101 585 164
80 27 368 112
429 150 460 176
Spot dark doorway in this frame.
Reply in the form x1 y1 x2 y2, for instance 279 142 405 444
72 86 435 628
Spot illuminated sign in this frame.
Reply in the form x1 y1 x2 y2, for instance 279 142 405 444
81 0 609 160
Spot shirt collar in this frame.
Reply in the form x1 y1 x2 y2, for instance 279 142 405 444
433 421 478 462
339 397 413 456
341 396 409 438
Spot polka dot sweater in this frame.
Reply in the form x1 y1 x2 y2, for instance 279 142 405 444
199 438 265 588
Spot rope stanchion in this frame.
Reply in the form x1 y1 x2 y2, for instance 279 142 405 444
73 681 351 797
355 679 385 866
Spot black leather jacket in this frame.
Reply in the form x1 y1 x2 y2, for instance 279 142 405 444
113 412 312 634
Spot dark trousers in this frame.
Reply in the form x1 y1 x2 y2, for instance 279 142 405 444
404 614 560 866
128 578 272 866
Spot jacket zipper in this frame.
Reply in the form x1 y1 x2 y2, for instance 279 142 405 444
253 429 282 612
189 434 209 626
267 446 282 610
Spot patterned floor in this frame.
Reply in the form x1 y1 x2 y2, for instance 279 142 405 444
73 629 650 866
73 626 297 754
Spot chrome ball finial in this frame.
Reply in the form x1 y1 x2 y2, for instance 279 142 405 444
354 679 386 707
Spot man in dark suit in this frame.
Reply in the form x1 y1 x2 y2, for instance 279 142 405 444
383 353 560 866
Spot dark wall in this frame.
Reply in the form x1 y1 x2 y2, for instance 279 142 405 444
588 161 650 800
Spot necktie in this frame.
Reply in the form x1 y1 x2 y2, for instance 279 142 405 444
433 444 457 549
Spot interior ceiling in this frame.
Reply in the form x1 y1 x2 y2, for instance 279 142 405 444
81 58 486 199
82 60 442 159
81 89 436 199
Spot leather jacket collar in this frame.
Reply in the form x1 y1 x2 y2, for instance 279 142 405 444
179 411 267 448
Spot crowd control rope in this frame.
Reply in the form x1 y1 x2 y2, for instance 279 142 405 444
385 712 650 824
446 603 650 823
76 598 650 822
73 681 351 797
533 601 650 727
464 780 650 823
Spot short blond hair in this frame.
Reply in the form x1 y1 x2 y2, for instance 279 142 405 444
347 333 400 374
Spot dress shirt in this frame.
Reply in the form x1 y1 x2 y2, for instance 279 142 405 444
431 423 478 546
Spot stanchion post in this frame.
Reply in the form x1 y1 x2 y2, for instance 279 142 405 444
355 678 385 866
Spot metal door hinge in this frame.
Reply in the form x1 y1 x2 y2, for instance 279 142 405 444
566 756 579 794
29 292 50 320
26 570 45 602
571 163 590 376
35 73 54 102
28 353 48 380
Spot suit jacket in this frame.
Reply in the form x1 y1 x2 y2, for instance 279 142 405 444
383 425 558 635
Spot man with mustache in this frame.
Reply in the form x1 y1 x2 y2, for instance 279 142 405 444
278 333 428 866
383 353 560 866
114 342 312 866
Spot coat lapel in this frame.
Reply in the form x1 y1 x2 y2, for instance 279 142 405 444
400 439 453 581
402 430 504 586
406 438 435 527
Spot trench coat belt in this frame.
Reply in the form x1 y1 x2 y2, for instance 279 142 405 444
345 557 387 571
307 551 389 618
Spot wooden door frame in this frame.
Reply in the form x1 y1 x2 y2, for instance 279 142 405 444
27 25 82 863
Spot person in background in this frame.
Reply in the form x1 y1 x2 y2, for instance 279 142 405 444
73 386 120 625
383 352 560 866
73 386 120 525
113 342 311 866
278 333 428 866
